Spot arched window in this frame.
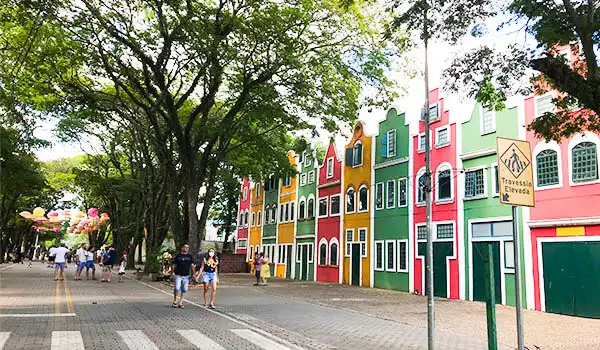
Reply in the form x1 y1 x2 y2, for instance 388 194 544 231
239 213 244 226
257 211 262 226
319 240 327 265
299 199 306 220
244 211 249 226
353 142 363 166
536 149 559 187
417 171 426 204
436 164 452 201
358 185 368 211
572 142 598 183
307 198 315 219
329 240 339 266
346 187 355 213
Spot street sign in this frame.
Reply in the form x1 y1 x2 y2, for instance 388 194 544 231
496 137 535 207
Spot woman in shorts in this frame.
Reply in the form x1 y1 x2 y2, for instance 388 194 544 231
195 248 219 309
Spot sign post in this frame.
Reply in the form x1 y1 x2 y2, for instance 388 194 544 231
496 137 535 350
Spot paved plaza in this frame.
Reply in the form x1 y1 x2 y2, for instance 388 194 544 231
0 264 598 349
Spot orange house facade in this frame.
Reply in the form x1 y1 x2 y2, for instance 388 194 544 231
275 152 298 278
342 122 373 287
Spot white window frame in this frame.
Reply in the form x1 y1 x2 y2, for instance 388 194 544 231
398 177 408 207
307 243 314 263
386 129 397 157
416 223 427 242
567 132 600 186
265 206 270 224
326 157 334 179
397 239 409 273
283 176 291 187
237 239 247 250
345 187 356 214
329 238 339 266
480 105 496 135
300 173 307 186
296 244 302 263
307 194 316 219
305 154 312 167
416 167 426 206
243 187 248 201
308 171 315 184
251 212 256 227
352 141 363 168
463 165 488 200
418 133 426 153
255 183 261 198
429 102 441 122
318 238 328 266
385 240 397 272
358 185 369 213
386 180 396 209
374 240 384 271
298 197 306 220
435 125 450 148
435 221 456 241
491 162 499 197
318 197 329 218
358 228 367 257
435 162 454 204
533 141 563 191
534 91 557 118
329 194 341 217
248 246 254 261
375 182 384 210
345 229 354 257
257 211 262 227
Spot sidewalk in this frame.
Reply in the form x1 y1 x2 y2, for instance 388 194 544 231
217 273 600 350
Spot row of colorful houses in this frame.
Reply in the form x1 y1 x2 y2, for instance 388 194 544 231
234 86 600 319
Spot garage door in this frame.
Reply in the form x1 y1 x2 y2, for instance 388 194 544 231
542 241 600 318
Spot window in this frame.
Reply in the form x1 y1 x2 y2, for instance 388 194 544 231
353 142 363 166
308 171 315 184
398 178 408 207
265 206 270 224
422 103 440 121
237 239 247 249
329 241 338 266
504 241 515 269
248 246 254 261
386 180 395 209
397 240 408 272
299 199 306 220
436 223 454 239
305 155 312 167
239 213 243 226
307 198 315 219
284 203 289 222
418 134 426 152
297 245 302 262
290 202 295 221
345 229 353 256
319 241 327 265
417 225 427 240
257 211 262 226
251 212 256 227
387 130 396 157
464 168 485 198
299 152 304 163
271 207 277 224
572 142 598 183
346 188 355 213
278 245 285 264
244 212 249 226
308 244 313 263
330 195 341 216
265 177 276 192
327 158 334 178
255 183 261 197
358 186 368 212
375 241 384 270
437 167 452 201
386 240 396 272
358 228 367 257
481 106 495 134
300 174 307 186
492 164 499 196
417 172 426 204
280 204 284 222
243 187 248 201
536 150 559 187
318 198 328 217
472 221 513 238
436 126 450 147
283 176 291 187
375 183 384 210
536 94 554 117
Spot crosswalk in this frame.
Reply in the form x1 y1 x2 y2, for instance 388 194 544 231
1 328 296 350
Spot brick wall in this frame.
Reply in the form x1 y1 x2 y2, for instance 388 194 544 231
219 253 248 273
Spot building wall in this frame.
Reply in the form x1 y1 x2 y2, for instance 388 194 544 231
236 177 251 255
248 182 264 261
295 151 318 280
276 152 298 278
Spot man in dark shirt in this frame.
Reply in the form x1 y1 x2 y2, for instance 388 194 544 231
101 247 118 282
172 244 195 308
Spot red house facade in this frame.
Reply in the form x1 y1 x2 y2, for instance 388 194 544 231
235 177 251 255
316 142 343 283
412 89 460 299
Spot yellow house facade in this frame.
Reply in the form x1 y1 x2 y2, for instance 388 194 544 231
276 152 298 278
342 122 372 287
248 181 264 262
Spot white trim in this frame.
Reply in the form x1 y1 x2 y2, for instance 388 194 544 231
533 91 557 119
397 239 409 273
295 234 316 239
326 157 334 179
385 240 397 272
374 240 384 271
528 216 600 228
357 184 369 213
318 238 328 266
567 131 600 186
456 115 465 300
236 238 248 250
339 164 345 284
345 187 356 214
300 173 307 186
358 227 368 258
480 105 497 135
417 133 431 153
308 171 316 184
329 237 340 266
385 179 396 209
460 148 497 161
344 229 354 257
317 196 329 218
537 235 600 312
306 194 316 220
398 177 408 207
435 125 451 149
463 165 488 200
352 140 364 168
408 133 414 293
490 162 499 197
251 212 256 227
533 141 563 190
386 129 397 157
375 182 384 210
298 196 307 220
329 194 341 217
435 162 454 203
373 156 409 170
415 167 426 205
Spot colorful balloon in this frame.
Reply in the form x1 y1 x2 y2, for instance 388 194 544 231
32 207 45 218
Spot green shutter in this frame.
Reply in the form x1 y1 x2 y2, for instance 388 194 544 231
345 148 354 167
381 133 388 157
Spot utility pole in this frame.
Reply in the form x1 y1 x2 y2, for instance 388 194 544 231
423 2 435 349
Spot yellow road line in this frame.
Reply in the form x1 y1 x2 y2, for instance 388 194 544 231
55 281 61 314
63 281 74 313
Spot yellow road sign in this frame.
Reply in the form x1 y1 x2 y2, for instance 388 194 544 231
496 137 535 207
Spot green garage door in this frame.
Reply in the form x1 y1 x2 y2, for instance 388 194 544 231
542 241 600 319
418 242 454 298
472 241 502 304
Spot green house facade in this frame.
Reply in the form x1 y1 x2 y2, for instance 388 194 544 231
295 152 319 281
262 176 279 275
460 103 528 307
373 108 412 292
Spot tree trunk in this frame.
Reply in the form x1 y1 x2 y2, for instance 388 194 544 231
186 185 200 253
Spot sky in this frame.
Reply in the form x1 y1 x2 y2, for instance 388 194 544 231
34 13 537 162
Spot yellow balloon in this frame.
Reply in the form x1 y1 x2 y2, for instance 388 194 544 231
32 207 45 218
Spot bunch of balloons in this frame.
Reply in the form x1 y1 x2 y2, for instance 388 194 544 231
20 207 110 234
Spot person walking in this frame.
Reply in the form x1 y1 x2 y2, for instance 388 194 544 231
260 253 271 285
96 248 102 263
53 243 69 281
27 246 35 267
171 244 195 308
117 251 127 283
252 252 263 286
48 245 56 268
195 248 219 308
101 247 117 282
86 246 96 280
75 244 87 280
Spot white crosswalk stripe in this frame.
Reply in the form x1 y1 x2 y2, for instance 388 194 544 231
0 332 10 350
51 331 84 350
230 329 293 350
177 329 225 350
117 330 159 350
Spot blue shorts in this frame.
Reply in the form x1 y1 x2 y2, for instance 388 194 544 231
201 272 216 283
86 261 95 269
173 275 190 293
55 262 65 270
77 261 87 270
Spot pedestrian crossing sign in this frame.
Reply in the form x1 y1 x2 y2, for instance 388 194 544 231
497 137 535 207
